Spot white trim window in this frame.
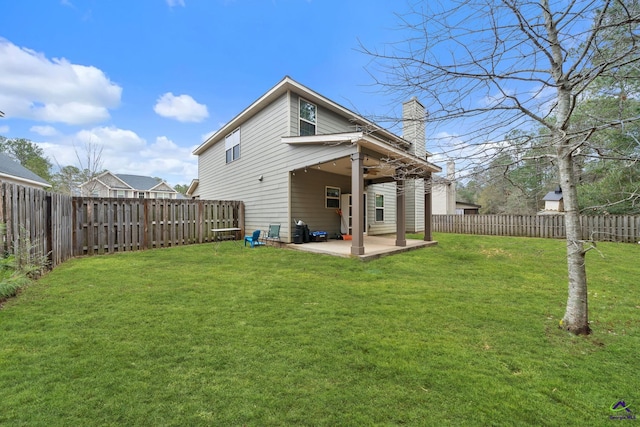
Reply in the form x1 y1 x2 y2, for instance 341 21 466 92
375 194 384 222
225 128 241 164
116 190 126 198
325 186 340 209
299 98 317 136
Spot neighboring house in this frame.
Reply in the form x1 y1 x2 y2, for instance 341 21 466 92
455 201 481 215
193 76 442 255
186 179 200 199
79 171 179 199
539 187 564 214
0 152 50 189
432 161 457 215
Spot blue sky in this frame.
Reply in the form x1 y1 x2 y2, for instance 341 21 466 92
0 0 409 186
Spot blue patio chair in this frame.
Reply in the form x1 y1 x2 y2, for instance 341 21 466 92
244 229 265 248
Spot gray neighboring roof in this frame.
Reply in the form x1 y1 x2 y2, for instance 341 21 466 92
456 201 481 208
0 152 49 186
543 191 563 201
115 174 167 191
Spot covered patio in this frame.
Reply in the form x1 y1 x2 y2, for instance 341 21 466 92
285 130 441 256
286 234 437 261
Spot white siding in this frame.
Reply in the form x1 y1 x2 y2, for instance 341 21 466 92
198 94 292 238
404 178 425 233
432 181 455 215
290 93 358 136
366 183 397 235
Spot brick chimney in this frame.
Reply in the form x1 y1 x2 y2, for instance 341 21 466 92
402 97 426 158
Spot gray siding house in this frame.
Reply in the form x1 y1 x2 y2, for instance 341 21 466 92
79 171 179 199
193 76 441 255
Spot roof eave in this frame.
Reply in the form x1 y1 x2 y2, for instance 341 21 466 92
0 172 50 188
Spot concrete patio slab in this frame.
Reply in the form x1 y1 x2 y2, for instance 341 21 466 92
286 235 437 261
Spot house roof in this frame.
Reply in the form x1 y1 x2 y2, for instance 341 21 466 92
0 152 50 186
115 174 167 191
186 179 199 196
193 76 433 157
543 190 563 201
81 171 177 193
456 201 482 209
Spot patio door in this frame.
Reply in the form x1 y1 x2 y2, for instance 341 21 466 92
340 193 367 236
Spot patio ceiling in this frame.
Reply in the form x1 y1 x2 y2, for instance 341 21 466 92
283 131 442 182
299 155 398 182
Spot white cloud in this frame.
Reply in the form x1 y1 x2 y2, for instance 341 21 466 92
0 125 9 134
30 125 59 136
167 0 185 6
75 126 146 153
154 92 209 123
38 129 197 186
0 39 121 125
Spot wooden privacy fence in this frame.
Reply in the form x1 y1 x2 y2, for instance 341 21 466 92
433 214 640 243
0 182 244 269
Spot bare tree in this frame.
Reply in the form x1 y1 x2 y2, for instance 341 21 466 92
52 142 104 195
363 0 640 335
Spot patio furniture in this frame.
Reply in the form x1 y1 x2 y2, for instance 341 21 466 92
244 230 265 248
310 231 328 242
262 224 281 245
211 227 242 252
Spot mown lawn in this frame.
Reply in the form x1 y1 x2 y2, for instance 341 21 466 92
0 233 638 426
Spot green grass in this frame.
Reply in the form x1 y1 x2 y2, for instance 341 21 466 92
0 233 638 426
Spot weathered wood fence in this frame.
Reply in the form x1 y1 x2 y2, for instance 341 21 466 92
0 182 244 268
433 214 640 243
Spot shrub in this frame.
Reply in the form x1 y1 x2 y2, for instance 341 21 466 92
0 224 49 302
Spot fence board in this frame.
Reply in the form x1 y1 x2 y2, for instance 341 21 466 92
433 214 640 243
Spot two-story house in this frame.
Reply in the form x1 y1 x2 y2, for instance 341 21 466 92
192 76 441 255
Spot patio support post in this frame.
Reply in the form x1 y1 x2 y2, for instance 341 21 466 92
395 174 406 247
350 152 365 255
424 175 433 241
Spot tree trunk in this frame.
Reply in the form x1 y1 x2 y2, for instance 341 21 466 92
557 149 591 335
544 0 591 336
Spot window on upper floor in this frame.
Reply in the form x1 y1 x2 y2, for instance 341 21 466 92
225 128 241 164
299 99 316 136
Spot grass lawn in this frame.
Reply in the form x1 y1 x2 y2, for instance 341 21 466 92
0 233 638 426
